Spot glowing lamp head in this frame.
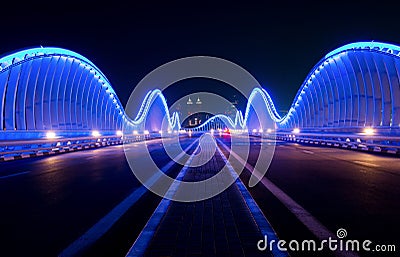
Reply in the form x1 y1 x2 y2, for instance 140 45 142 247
133 130 138 135
364 127 375 135
92 130 101 137
144 130 150 135
158 130 163 134
258 129 263 133
292 128 300 134
46 131 56 139
116 130 123 136
252 129 257 133
267 128 272 133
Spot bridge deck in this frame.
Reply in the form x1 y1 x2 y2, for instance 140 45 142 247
127 136 278 257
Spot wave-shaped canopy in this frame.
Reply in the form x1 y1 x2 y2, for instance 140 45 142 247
194 41 400 134
0 47 179 139
2 41 400 140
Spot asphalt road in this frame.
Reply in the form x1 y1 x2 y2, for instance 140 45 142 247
0 134 399 257
218 135 400 257
0 136 197 257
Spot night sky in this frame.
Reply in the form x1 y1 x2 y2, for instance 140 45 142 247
2 1 400 113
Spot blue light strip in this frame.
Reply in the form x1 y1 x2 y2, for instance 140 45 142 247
2 41 400 135
0 47 181 133
193 41 400 130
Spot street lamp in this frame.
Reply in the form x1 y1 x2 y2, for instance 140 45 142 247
92 130 101 137
46 131 56 139
363 127 375 135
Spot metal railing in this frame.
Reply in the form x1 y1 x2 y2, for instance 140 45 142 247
0 134 158 161
268 132 400 155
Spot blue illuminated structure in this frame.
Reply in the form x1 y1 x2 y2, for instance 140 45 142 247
192 88 280 132
2 41 400 141
0 47 180 140
195 41 400 135
279 41 400 132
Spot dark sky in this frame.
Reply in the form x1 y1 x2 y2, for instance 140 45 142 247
2 1 400 112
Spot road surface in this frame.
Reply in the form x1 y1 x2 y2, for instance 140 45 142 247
0 134 398 256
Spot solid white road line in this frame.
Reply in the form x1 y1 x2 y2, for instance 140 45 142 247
217 140 359 257
59 139 199 257
352 161 379 168
302 150 315 155
0 171 30 179
126 142 201 257
215 143 288 257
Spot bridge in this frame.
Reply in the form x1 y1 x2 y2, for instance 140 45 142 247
0 42 399 256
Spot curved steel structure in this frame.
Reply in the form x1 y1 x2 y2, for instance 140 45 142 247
192 88 279 131
0 47 179 140
194 41 400 135
2 41 400 141
279 42 400 132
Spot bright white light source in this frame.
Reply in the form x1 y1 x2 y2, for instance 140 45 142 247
252 129 257 133
144 130 150 135
46 131 56 139
167 130 172 134
258 129 263 133
364 127 375 135
133 130 138 135
116 130 123 136
210 129 215 134
292 128 300 134
267 128 272 133
92 130 101 137
158 130 163 134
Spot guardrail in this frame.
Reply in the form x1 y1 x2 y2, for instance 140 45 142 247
267 132 400 156
0 134 159 162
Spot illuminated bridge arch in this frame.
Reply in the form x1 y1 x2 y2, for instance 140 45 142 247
3 41 400 140
127 89 181 132
192 41 400 135
0 47 127 139
278 42 400 132
0 47 180 140
190 88 280 132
